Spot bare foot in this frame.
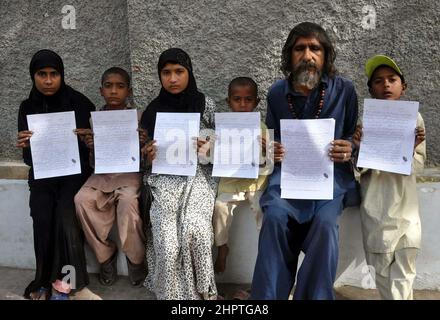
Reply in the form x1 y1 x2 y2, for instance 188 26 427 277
232 289 250 300
214 244 229 274
29 287 48 300
70 287 102 300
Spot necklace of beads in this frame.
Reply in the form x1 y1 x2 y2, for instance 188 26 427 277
287 83 325 119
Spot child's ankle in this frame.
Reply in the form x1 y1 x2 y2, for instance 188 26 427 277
218 244 229 254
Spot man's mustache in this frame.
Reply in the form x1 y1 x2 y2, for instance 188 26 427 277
294 61 317 72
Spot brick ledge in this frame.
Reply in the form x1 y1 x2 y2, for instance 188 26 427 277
1 161 440 182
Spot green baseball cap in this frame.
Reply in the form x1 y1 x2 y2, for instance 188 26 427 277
365 55 403 80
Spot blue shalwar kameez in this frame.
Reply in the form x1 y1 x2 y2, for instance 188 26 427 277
251 75 358 300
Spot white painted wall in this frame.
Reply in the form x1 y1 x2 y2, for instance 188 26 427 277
1 178 440 289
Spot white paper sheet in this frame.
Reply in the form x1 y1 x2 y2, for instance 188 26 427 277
91 109 140 174
357 99 419 175
212 112 260 179
27 111 81 179
280 119 335 200
152 112 200 176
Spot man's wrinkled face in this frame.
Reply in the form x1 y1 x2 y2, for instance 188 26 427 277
291 36 325 90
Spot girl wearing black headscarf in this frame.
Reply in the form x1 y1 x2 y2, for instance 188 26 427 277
17 49 98 300
140 48 218 300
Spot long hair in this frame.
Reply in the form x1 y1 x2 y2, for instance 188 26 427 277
280 22 337 78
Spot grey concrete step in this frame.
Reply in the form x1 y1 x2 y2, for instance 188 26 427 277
2 266 440 300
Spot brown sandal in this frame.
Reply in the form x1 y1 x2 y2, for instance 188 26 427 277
126 257 147 287
99 251 118 286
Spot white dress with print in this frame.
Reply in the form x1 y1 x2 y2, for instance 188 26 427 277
144 97 218 300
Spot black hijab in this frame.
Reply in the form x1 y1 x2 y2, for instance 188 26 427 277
141 48 205 138
29 49 65 80
19 49 94 122
18 49 95 171
25 49 72 114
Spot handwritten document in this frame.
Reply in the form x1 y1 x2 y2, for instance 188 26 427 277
91 109 140 174
280 119 334 200
152 112 200 176
27 111 81 179
357 99 419 175
212 112 260 179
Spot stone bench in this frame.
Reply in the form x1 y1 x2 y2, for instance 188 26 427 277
1 162 440 289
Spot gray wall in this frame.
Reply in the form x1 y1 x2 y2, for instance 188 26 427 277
0 0 131 161
1 0 439 165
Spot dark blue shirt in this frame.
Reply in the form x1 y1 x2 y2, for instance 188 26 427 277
261 75 359 223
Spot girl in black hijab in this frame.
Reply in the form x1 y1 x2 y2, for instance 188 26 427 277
140 48 206 137
140 48 219 300
17 49 98 300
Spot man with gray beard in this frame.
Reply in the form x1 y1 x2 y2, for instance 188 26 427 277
251 22 358 300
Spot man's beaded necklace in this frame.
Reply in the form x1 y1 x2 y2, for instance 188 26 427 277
287 83 325 119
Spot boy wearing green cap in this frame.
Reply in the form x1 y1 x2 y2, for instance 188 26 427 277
353 55 426 300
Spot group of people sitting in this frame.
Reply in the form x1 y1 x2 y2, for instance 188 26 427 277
16 21 425 300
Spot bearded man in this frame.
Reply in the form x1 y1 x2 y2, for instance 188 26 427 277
250 22 358 300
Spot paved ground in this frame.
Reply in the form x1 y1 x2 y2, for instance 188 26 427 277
1 266 440 300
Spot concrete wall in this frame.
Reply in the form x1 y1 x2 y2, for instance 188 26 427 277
1 0 440 290
1 1 440 165
1 173 440 290
0 0 131 162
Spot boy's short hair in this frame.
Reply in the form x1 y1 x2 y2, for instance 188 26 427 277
101 67 131 87
228 77 258 97
365 55 406 88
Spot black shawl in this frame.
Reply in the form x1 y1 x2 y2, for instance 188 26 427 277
140 48 205 138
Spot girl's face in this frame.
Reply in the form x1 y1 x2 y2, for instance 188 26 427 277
160 63 189 94
34 67 62 96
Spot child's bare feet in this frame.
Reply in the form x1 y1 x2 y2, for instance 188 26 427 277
214 244 229 274
70 287 102 300
29 287 48 300
232 289 250 300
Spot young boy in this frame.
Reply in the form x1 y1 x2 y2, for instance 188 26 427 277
74 67 147 287
353 55 426 300
213 77 271 274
